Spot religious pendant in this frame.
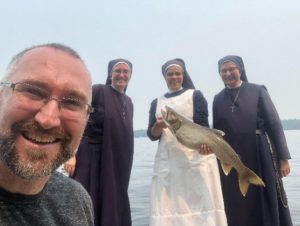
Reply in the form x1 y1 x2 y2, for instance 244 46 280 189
122 111 126 119
231 105 235 112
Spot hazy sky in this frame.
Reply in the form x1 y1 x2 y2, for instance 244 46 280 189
1 1 299 129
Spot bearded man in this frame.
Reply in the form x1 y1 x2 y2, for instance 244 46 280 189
0 43 94 226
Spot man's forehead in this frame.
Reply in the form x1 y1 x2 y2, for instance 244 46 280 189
13 47 90 77
8 47 92 100
19 47 76 65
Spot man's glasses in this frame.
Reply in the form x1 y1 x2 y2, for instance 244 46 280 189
220 67 238 75
0 81 93 121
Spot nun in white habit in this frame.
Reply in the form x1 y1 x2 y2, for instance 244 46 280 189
147 58 227 226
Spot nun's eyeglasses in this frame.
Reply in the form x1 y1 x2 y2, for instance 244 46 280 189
166 72 183 77
0 81 93 121
220 67 238 75
112 69 131 75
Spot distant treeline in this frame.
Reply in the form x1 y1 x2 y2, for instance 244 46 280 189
134 119 300 138
134 129 148 138
281 119 300 130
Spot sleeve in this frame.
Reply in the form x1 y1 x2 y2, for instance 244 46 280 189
193 90 209 128
147 99 160 141
259 86 291 160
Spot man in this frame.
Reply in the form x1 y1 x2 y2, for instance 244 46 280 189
0 43 94 226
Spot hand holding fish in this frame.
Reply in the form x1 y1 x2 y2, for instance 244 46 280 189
151 117 167 138
199 144 214 155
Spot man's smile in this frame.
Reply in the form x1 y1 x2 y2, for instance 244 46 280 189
23 131 60 144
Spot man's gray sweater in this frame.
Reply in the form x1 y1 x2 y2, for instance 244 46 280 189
0 171 94 226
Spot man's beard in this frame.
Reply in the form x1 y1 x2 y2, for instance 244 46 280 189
0 120 74 180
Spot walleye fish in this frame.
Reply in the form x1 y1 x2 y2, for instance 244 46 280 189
161 105 265 196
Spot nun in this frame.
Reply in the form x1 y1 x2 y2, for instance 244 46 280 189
213 55 293 226
147 58 227 226
64 58 134 226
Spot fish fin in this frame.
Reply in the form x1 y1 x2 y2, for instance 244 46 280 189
211 129 225 137
221 162 233 175
238 167 266 196
238 177 250 197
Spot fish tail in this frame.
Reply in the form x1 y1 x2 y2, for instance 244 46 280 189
238 167 266 196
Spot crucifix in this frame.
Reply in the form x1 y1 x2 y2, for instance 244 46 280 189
231 105 235 112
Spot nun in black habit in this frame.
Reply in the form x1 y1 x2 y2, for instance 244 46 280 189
64 59 134 226
213 55 293 226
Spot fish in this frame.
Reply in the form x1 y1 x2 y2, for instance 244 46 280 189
161 105 265 196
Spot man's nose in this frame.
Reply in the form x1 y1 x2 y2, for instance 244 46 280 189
34 99 62 129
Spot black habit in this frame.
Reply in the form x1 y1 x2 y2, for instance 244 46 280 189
72 84 134 226
213 82 293 226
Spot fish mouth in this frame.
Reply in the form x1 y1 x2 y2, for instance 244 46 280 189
22 131 62 144
165 106 175 119
161 109 170 126
163 106 174 121
161 106 181 131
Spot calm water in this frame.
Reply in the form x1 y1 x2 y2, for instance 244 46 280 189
128 130 300 226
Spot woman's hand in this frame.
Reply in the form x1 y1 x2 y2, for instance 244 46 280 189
64 156 76 177
151 117 167 138
280 159 291 177
199 144 213 155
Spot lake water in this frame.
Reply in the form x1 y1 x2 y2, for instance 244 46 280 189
128 130 300 226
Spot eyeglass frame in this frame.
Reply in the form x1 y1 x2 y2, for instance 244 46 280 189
219 67 239 75
0 81 94 118
165 71 183 77
112 69 131 75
